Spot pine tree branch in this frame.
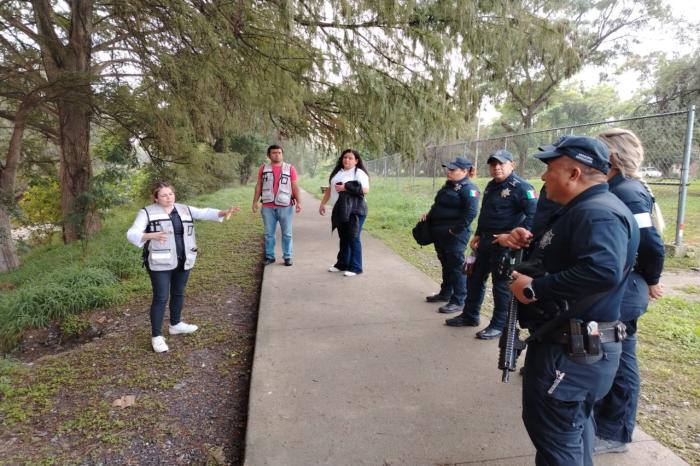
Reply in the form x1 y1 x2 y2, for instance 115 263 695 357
31 0 67 69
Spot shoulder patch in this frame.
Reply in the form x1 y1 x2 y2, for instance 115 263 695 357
526 189 538 200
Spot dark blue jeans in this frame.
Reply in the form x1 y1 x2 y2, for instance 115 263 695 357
522 341 621 466
462 240 511 330
433 231 468 306
594 330 640 443
148 262 191 337
334 215 366 273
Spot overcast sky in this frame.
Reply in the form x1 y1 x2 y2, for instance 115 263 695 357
480 0 699 123
577 0 700 96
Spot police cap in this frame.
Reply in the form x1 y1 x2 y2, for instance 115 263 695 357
534 135 611 174
442 156 473 170
487 149 514 164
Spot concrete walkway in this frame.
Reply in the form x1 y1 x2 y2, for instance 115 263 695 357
245 190 688 466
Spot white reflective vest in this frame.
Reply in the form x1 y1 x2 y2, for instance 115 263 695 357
143 204 198 271
260 162 292 206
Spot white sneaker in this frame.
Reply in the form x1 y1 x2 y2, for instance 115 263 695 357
328 266 341 272
168 322 199 335
151 336 169 353
343 271 357 277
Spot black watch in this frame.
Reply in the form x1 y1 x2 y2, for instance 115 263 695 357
523 283 537 301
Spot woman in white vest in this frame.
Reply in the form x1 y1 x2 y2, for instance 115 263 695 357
127 182 239 353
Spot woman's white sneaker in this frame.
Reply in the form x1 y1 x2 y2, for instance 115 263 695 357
151 336 169 353
343 271 357 277
328 266 341 272
169 322 199 335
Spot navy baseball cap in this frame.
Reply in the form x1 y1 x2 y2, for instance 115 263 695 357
487 149 514 164
442 156 473 170
534 135 611 174
537 135 571 152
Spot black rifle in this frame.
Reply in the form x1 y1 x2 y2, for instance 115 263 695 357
498 249 526 382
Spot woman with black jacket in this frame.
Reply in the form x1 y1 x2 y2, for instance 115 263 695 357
420 157 480 313
319 149 370 277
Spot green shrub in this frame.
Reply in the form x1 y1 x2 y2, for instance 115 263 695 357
18 178 62 226
60 314 92 338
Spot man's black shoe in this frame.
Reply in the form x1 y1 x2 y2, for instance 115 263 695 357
426 293 450 303
263 257 275 265
445 315 480 327
476 327 503 340
284 258 293 266
438 303 462 314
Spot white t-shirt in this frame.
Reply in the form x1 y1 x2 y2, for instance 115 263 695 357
329 168 370 205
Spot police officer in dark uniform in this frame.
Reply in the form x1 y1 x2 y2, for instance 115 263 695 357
446 149 537 338
422 157 480 313
593 128 665 455
510 136 639 466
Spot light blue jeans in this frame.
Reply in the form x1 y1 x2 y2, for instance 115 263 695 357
261 206 294 260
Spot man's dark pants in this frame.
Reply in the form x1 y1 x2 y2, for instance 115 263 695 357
462 239 510 328
522 340 622 466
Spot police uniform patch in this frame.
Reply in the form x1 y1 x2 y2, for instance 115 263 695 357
501 188 511 198
526 189 537 199
539 230 554 249
469 189 479 197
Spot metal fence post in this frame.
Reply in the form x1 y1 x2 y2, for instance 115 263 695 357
432 147 437 191
674 104 696 251
412 157 416 192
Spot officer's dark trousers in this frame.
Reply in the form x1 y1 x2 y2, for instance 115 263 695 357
594 331 640 443
522 340 621 466
462 240 510 328
148 261 191 337
433 231 467 306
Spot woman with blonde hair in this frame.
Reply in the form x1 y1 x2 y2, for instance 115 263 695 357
593 128 666 454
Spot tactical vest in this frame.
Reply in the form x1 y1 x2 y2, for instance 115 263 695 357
261 162 292 206
143 203 197 271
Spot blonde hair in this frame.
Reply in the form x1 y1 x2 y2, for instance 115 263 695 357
597 128 665 232
597 128 644 178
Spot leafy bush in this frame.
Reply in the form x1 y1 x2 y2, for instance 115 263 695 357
60 314 92 338
17 178 62 242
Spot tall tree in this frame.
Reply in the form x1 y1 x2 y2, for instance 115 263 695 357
2 0 630 264
487 0 667 167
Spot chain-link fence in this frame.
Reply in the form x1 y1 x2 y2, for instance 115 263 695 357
365 106 698 250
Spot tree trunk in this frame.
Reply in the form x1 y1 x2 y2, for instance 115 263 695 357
0 104 29 272
32 0 98 243
58 98 100 243
0 209 19 273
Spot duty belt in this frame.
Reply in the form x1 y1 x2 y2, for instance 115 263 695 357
539 319 626 364
545 320 626 345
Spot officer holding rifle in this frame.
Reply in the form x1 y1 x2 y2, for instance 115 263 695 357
508 136 639 465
